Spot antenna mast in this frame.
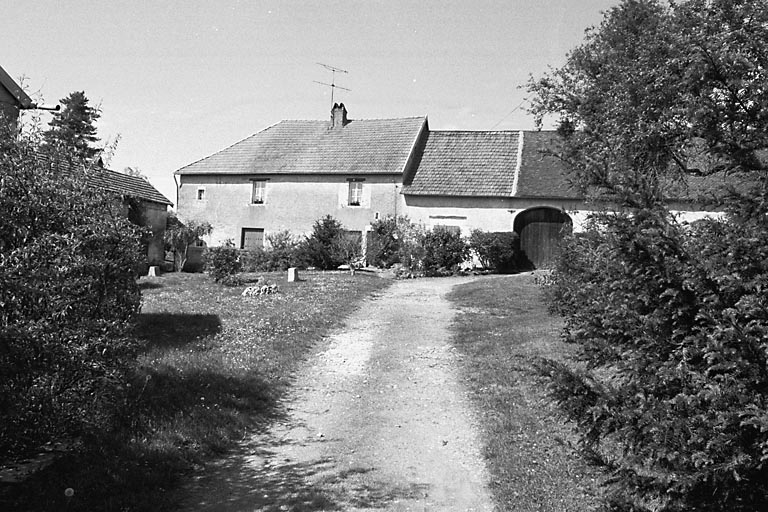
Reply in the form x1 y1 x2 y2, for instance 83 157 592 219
314 62 350 108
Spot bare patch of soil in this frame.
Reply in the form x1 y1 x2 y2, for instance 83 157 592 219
176 277 492 511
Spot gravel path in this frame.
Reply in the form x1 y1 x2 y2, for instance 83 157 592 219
177 277 494 511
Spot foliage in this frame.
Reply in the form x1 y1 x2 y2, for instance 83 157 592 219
332 231 363 274
529 1 768 510
365 215 429 275
366 216 401 267
0 127 143 458
468 230 521 273
43 91 101 162
205 240 242 284
394 217 427 275
164 212 212 272
122 166 148 180
421 226 468 276
297 215 346 270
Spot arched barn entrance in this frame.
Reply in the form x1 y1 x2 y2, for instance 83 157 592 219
513 207 572 269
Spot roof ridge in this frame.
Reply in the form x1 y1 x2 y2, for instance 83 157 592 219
277 116 427 123
429 130 521 134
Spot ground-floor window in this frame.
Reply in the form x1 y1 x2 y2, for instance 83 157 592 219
241 228 264 250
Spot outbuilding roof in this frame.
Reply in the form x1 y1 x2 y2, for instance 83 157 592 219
176 116 427 176
516 130 580 199
91 168 173 206
402 131 522 197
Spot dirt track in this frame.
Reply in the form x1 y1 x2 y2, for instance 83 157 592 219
178 277 493 511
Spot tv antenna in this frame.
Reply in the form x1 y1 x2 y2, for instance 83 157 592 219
314 63 350 108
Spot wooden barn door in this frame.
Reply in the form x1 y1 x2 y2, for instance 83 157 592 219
514 208 572 269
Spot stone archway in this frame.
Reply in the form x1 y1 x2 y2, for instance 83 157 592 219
513 207 572 269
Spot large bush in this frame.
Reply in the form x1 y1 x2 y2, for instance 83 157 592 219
422 226 468 276
205 240 242 284
468 230 521 273
529 1 768 509
366 216 401 267
241 230 302 272
0 131 144 458
297 215 346 270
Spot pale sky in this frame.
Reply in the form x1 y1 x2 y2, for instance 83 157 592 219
2 0 617 204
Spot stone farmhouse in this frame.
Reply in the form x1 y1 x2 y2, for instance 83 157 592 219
175 103 715 268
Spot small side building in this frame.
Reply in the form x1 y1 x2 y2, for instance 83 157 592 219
90 168 173 267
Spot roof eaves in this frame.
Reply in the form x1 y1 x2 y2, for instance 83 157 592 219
0 64 34 108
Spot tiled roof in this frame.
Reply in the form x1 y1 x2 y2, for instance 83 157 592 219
402 131 521 197
176 117 427 175
516 131 580 199
34 152 172 205
90 168 173 206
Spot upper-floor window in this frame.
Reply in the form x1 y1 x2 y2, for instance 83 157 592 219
252 180 266 204
196 188 205 200
348 180 363 206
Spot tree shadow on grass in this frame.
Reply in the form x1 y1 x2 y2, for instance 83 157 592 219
138 280 165 290
133 313 222 349
176 436 430 511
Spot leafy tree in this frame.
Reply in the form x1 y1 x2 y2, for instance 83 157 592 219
44 91 101 161
1 124 144 458
164 213 213 272
529 1 768 510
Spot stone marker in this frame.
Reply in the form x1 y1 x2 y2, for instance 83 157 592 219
288 267 299 282
147 266 160 277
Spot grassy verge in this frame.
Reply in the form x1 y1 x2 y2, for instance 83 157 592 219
448 273 602 511
2 271 391 512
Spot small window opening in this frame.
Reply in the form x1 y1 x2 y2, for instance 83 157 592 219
348 181 363 206
252 180 266 204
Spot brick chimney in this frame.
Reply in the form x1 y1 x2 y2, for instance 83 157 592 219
330 102 348 129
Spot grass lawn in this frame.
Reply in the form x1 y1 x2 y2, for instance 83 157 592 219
2 271 391 512
448 272 603 511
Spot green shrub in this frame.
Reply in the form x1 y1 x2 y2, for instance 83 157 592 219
240 231 301 272
297 215 346 270
205 240 241 283
468 230 521 273
0 133 143 457
540 210 768 511
367 216 401 267
527 0 768 508
422 226 468 276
